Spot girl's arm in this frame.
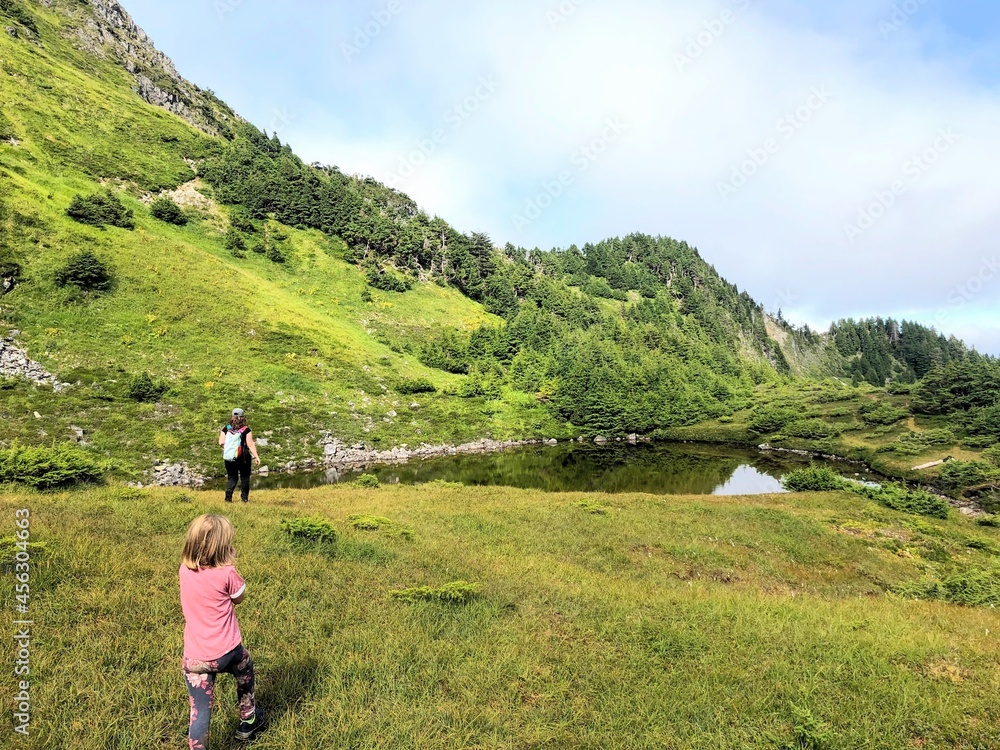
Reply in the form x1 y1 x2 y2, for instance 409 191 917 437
218 429 227 447
246 433 261 466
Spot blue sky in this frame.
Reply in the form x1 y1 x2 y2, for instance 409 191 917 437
124 0 1000 354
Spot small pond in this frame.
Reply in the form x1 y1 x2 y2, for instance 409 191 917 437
205 442 880 496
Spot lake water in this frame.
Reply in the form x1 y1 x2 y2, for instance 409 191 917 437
208 442 878 496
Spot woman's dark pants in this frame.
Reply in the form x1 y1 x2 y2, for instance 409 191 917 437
224 460 251 503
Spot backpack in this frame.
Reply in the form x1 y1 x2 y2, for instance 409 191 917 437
223 426 248 462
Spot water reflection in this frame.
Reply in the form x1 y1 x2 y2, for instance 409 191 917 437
205 442 878 496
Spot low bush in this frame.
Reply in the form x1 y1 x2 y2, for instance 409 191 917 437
348 514 414 540
355 473 380 488
939 461 997 491
126 372 167 402
574 500 609 515
149 196 188 226
782 419 840 440
389 581 480 604
898 561 1000 608
54 250 114 293
859 401 908 426
854 484 950 520
281 516 338 546
0 443 104 489
367 268 413 293
782 466 846 492
66 190 134 229
748 406 797 435
983 445 1000 469
396 378 437 395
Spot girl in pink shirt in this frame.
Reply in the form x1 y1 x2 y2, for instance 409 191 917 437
179 515 264 747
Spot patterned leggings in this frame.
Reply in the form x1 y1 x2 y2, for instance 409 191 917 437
183 644 256 750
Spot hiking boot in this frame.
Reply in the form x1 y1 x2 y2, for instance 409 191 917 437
235 708 265 741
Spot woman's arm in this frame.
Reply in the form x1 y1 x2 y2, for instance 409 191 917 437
218 429 227 447
246 433 261 466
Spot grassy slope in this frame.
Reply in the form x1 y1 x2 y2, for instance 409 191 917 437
3 484 1000 749
0 3 564 479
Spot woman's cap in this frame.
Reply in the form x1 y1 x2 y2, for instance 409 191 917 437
232 408 245 417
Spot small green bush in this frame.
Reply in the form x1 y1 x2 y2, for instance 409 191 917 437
0 443 104 489
939 460 997 491
281 516 338 546
396 378 437 395
66 190 134 229
748 406 797 435
781 466 846 492
224 228 245 252
0 537 47 572
229 208 258 234
389 581 480 604
898 561 1000 608
125 372 167 403
54 250 114 293
348 514 414 540
859 401 908 426
367 268 413 293
265 244 286 264
149 196 188 226
782 419 839 440
855 484 950 520
574 500 609 515
355 473 380 488
982 445 1000 469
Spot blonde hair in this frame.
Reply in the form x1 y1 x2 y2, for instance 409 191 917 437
182 515 236 570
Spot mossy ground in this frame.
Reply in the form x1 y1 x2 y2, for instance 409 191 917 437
3 484 1000 748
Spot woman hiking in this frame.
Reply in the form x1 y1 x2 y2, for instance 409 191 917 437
219 408 261 503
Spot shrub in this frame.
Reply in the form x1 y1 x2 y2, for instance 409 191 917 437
396 378 437 395
149 196 188 226
0 537 46 572
355 473 380 488
899 561 1000 608
859 401 909 426
574 500 609 515
348 514 414 540
281 516 338 546
54 250 114 293
983 445 1000 469
782 419 839 439
126 372 167 403
939 460 997 491
0 443 104 489
224 228 245 252
781 466 846 492
265 244 286 264
66 191 134 229
748 406 797 435
389 581 480 604
854 484 950 520
229 208 257 234
367 268 413 292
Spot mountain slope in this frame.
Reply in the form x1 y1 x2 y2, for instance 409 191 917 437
0 0 987 480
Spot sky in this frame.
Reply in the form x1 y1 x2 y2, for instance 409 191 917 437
124 0 1000 354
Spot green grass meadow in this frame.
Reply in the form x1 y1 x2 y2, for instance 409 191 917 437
4 484 1000 749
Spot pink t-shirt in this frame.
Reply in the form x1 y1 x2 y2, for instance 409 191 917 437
179 564 246 662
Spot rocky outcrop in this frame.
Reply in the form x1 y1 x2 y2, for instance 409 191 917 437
0 332 70 390
60 0 240 135
149 462 205 488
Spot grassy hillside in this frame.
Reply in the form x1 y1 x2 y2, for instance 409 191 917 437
0 0 566 478
4 483 1000 748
